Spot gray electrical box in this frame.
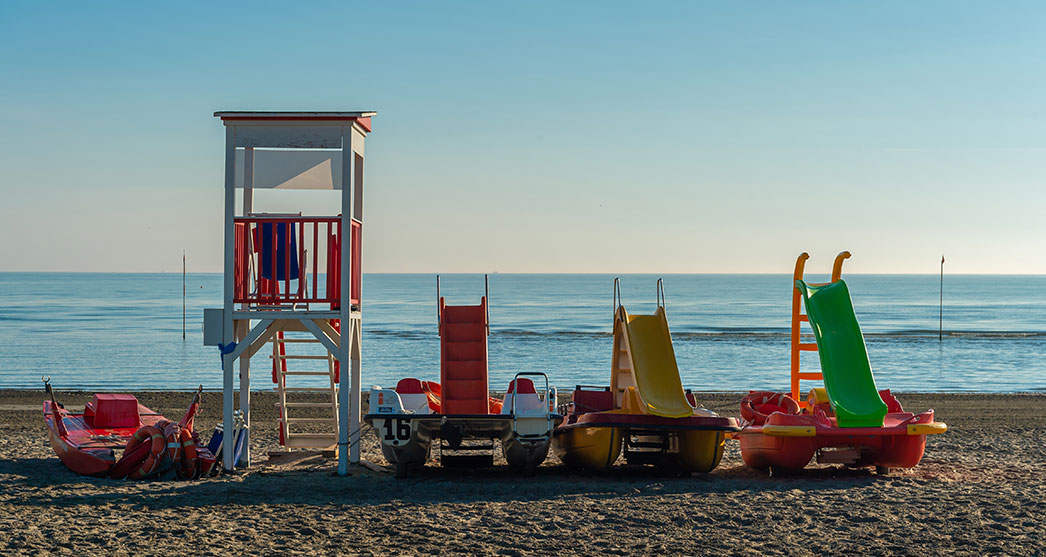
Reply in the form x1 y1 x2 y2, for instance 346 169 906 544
203 308 224 346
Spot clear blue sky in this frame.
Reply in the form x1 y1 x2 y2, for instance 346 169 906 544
1 2 1043 274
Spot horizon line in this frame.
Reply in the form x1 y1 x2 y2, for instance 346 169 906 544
2 271 1044 277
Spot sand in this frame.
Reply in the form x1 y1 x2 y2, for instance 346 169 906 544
2 389 1044 555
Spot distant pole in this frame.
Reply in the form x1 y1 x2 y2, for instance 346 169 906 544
939 255 944 341
183 251 187 340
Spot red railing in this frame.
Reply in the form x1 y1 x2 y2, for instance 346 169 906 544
233 215 361 308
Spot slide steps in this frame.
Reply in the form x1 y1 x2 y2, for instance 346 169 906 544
440 439 496 468
439 300 489 415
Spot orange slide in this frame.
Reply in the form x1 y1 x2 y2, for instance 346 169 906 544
403 380 503 414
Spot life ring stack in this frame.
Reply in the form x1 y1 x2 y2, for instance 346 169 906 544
111 425 165 480
108 388 208 480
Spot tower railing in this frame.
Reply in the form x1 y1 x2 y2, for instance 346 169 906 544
233 215 361 308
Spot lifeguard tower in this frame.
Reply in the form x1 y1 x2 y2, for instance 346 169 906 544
203 111 374 475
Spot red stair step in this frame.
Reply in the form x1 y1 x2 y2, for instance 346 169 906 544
442 323 486 342
444 341 485 362
442 304 485 324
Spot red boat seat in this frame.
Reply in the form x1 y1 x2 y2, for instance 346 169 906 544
507 378 537 394
740 391 801 425
502 378 544 415
89 394 140 428
879 389 904 413
392 378 435 414
396 378 425 394
573 388 614 413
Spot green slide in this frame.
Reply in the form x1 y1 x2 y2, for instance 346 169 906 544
795 279 888 428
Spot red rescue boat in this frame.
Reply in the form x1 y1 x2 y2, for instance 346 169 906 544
43 384 166 477
42 380 207 478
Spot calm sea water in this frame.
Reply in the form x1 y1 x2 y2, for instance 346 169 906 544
1 273 1044 393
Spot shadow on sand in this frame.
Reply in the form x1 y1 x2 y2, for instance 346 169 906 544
0 455 928 512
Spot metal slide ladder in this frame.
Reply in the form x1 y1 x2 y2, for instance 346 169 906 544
272 328 339 448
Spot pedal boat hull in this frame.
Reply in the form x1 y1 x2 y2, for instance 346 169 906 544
364 413 560 473
737 409 947 470
554 412 739 472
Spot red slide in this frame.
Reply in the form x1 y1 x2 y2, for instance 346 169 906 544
439 297 490 414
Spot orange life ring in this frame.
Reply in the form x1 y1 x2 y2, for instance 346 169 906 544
110 438 150 479
740 391 800 425
122 425 165 480
155 420 183 463
178 427 198 479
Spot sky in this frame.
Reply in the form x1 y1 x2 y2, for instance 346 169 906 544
1 2 1044 274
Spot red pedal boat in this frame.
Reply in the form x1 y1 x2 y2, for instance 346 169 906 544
735 253 947 473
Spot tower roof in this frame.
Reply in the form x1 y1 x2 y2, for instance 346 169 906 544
215 111 376 132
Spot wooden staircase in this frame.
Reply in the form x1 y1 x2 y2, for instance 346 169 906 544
272 328 339 448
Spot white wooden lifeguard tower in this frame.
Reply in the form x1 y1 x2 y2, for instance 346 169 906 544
203 111 374 476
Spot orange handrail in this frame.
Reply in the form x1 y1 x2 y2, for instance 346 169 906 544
790 251 851 406
831 251 851 283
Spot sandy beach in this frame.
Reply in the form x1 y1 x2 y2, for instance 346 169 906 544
1 390 1043 555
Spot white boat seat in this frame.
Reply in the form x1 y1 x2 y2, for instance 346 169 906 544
501 378 545 416
395 378 432 414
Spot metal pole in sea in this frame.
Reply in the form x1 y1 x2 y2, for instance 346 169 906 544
939 254 944 342
183 250 187 340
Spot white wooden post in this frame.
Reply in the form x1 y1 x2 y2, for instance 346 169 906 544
350 352 361 458
243 147 254 216
350 148 363 465
338 127 355 475
239 146 254 466
222 126 237 471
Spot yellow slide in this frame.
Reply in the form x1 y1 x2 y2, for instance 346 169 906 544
612 306 694 418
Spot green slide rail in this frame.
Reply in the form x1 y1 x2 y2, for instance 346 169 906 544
795 279 888 428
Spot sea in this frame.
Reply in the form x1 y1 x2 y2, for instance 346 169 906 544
2 273 1044 393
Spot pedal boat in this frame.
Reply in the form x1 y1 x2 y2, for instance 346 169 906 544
736 256 947 473
43 391 167 477
553 282 739 473
554 385 739 472
364 373 561 477
736 389 947 471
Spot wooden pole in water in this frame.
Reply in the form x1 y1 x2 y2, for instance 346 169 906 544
939 255 944 341
183 251 187 340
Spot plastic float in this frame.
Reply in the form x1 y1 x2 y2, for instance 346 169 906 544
736 252 948 474
553 279 739 472
364 276 560 477
43 380 215 479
